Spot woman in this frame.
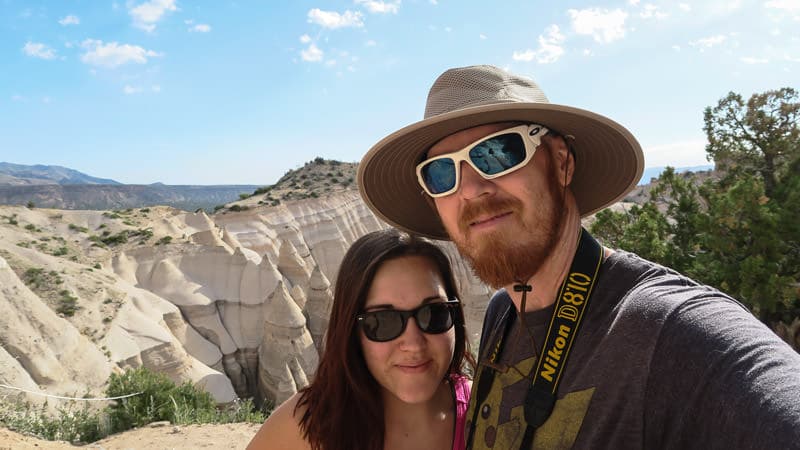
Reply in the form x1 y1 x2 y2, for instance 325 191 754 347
248 229 474 450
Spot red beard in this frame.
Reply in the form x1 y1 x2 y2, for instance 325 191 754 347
451 158 565 289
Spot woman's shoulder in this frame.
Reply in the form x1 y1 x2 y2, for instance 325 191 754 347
246 392 311 450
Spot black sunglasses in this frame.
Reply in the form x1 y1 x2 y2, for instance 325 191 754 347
356 300 460 342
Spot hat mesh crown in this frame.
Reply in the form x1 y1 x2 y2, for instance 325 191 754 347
424 65 549 119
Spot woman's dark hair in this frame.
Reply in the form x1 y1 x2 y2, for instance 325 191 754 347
296 228 473 450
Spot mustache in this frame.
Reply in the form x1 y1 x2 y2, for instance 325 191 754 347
458 196 522 233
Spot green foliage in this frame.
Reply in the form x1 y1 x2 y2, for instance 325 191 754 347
592 87 800 325
0 367 268 444
704 87 799 197
52 246 69 257
0 400 105 444
228 204 249 212
239 193 251 200
253 185 272 195
68 224 89 233
100 231 129 246
57 290 79 316
313 156 325 164
156 236 173 245
105 367 267 433
26 200 36 209
130 228 154 243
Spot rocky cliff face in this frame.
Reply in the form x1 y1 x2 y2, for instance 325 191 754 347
0 190 492 408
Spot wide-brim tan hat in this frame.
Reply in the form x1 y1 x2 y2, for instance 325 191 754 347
358 65 644 240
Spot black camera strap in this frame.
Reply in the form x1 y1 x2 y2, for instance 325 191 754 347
466 228 603 449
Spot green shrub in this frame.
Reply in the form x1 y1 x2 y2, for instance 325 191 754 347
101 231 128 246
156 236 172 246
106 367 216 432
68 224 89 233
0 400 105 443
57 291 79 316
238 193 251 200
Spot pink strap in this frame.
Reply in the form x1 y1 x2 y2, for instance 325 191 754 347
451 375 471 450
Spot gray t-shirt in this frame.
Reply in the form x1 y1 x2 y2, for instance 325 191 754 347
466 251 800 449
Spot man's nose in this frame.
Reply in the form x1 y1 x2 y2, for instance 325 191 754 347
457 161 495 200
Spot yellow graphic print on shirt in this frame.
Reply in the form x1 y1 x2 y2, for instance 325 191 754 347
466 354 594 449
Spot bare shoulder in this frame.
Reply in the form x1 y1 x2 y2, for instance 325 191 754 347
247 393 311 450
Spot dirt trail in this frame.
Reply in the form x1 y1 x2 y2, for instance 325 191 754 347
0 422 262 449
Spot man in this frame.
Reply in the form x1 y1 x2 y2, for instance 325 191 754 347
357 65 800 449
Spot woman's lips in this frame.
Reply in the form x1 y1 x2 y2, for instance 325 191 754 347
396 360 432 373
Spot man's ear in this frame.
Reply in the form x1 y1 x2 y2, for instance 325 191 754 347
546 135 575 186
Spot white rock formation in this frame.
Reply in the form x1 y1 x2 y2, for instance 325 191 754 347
0 192 493 409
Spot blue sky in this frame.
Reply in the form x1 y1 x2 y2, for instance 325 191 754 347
1 0 798 185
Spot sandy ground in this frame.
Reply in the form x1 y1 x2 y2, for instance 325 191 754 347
0 422 263 450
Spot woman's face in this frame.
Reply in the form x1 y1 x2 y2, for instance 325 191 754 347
359 255 457 405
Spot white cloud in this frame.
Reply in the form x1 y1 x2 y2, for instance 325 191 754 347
129 0 177 32
42 96 51 104
11 94 25 102
190 24 211 32
765 0 800 11
22 42 56 60
568 8 628 44
740 56 769 64
672 45 681 51
59 15 80 26
689 34 727 49
300 34 312 44
365 39 377 46
679 3 691 11
123 85 143 94
429 0 437 4
301 43 324 62
640 4 668 19
644 139 709 167
152 85 161 92
354 0 400 14
307 9 364 29
785 54 800 62
479 33 487 40
583 48 592 56
80 39 162 68
512 25 565 64
445 26 452 32
628 0 640 5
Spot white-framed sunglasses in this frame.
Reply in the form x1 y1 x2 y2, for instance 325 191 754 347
416 123 549 198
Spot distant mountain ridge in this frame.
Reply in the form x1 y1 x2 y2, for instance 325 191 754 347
0 162 258 211
0 162 121 186
638 164 714 185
